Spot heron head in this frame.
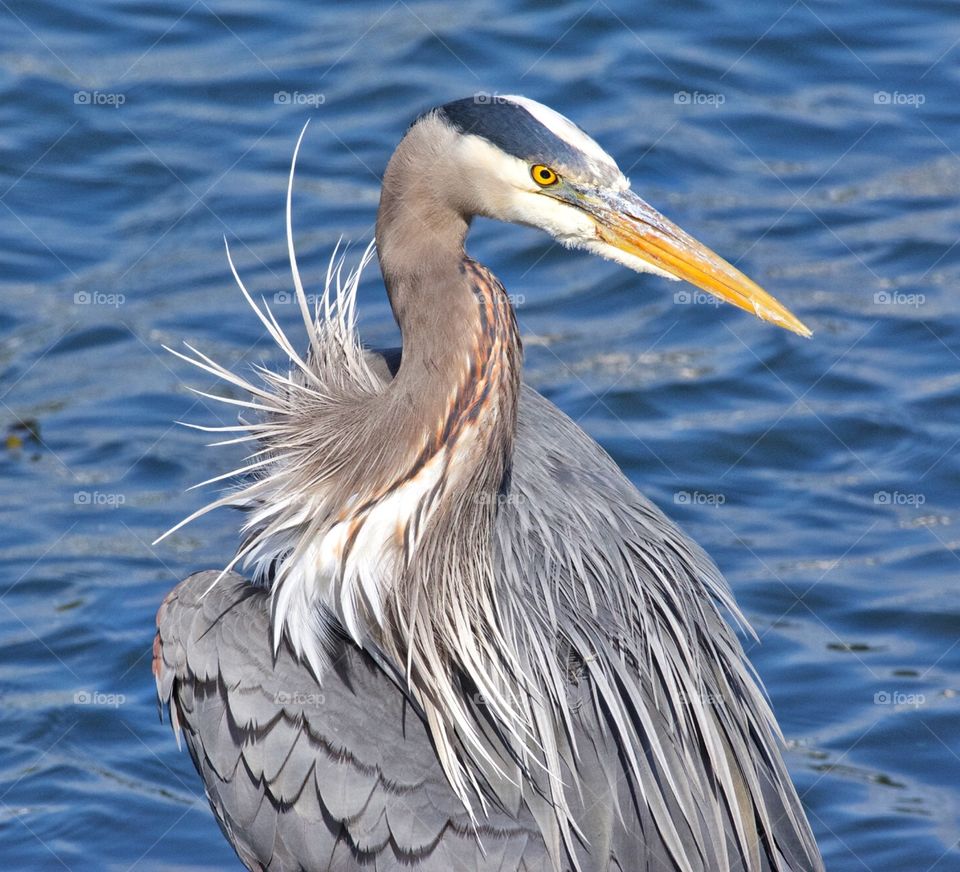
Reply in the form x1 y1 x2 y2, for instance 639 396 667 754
424 95 810 337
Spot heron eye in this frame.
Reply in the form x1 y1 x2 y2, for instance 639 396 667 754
531 164 559 187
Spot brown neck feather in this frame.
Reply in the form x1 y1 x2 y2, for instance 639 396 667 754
373 115 523 506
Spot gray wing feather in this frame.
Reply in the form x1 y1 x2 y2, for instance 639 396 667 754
154 352 821 871
155 571 553 870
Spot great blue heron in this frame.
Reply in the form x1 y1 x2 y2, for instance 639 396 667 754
153 95 823 871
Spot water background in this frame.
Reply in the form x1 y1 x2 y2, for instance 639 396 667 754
1 1 958 868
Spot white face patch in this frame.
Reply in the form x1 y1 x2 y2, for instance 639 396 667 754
452 133 598 245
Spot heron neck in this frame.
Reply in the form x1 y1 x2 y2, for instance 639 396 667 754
366 128 523 742
377 250 523 489
375 140 522 485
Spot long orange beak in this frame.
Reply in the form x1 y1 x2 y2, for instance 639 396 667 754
586 189 811 337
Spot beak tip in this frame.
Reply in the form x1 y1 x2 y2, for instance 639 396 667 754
783 316 813 339
755 301 812 339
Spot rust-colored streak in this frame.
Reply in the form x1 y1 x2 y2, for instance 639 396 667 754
397 258 518 473
338 258 521 540
151 630 163 680
338 514 367 572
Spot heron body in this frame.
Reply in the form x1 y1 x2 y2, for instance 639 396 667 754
154 96 823 871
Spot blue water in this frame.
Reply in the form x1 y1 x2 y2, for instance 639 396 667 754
1 1 958 869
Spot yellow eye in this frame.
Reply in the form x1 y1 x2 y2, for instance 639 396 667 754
531 164 559 187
